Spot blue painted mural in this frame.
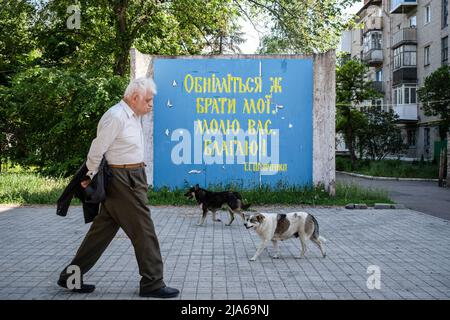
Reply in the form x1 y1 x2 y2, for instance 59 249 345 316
153 58 313 189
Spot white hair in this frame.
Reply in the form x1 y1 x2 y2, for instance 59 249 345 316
124 77 157 98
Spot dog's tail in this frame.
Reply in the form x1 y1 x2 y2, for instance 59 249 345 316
310 214 324 241
241 203 251 210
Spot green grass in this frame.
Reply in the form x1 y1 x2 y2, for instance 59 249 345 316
0 172 75 205
0 172 392 206
336 155 439 179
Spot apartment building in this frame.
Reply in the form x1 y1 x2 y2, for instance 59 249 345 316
340 0 449 160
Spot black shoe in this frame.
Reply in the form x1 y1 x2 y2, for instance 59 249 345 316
139 286 179 298
57 279 96 293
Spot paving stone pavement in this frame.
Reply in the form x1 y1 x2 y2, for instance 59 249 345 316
0 205 449 300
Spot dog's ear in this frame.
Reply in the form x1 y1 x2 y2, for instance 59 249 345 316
194 184 199 190
256 214 265 223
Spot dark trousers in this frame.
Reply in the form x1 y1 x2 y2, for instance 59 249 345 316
59 167 165 292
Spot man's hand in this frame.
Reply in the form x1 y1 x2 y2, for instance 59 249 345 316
80 177 91 189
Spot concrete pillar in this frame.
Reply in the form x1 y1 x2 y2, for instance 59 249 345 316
313 50 336 196
130 48 154 187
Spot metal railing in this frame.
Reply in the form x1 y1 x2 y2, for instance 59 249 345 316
363 49 383 64
391 0 418 13
393 104 418 121
393 28 417 48
371 81 384 93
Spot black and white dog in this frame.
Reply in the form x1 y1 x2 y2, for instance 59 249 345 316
244 211 326 261
184 184 251 226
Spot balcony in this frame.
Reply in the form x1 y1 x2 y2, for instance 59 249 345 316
371 81 384 93
363 30 383 65
392 28 417 48
393 68 417 85
393 49 417 85
364 16 383 35
363 49 383 65
394 104 418 122
390 0 417 14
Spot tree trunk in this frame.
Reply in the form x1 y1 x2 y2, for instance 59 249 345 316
113 0 129 76
346 127 357 171
114 51 129 76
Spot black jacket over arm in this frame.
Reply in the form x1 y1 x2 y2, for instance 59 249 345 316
56 157 112 223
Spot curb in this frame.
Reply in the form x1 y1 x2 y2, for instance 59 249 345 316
337 171 439 182
345 203 406 210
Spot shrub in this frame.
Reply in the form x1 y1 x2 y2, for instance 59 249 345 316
1 67 128 176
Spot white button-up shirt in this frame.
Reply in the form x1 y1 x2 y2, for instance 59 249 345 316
86 100 145 178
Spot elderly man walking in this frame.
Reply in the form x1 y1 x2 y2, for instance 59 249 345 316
58 78 179 298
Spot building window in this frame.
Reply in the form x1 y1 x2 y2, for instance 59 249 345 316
407 129 416 147
361 99 383 113
411 86 417 103
424 46 431 66
443 0 449 29
363 31 382 52
376 69 383 82
442 36 449 64
393 85 417 105
372 99 383 110
409 15 417 27
425 5 431 24
394 45 417 69
394 87 402 105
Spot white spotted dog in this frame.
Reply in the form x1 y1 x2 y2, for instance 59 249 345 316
244 212 327 261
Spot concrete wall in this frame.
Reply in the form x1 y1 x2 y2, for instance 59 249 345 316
313 51 336 195
130 48 336 194
130 49 154 186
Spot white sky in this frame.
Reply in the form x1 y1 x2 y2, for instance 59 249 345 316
239 1 364 54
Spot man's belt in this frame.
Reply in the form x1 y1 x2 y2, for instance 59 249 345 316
109 162 145 169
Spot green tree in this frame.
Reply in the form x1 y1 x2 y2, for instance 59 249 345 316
336 58 380 169
416 65 450 139
2 68 127 176
417 65 450 186
357 107 406 161
34 0 242 76
207 19 246 54
252 0 358 54
0 0 39 171
0 0 37 86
